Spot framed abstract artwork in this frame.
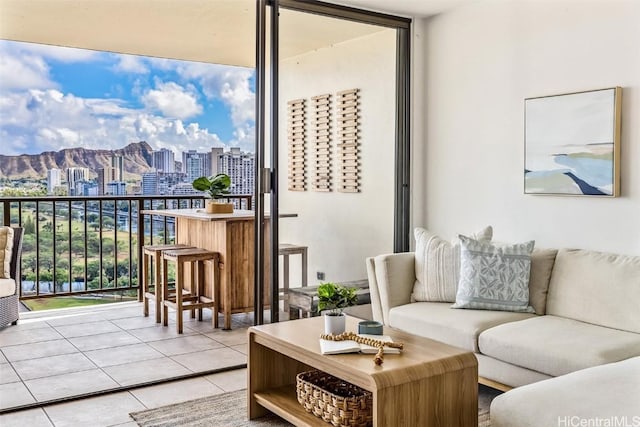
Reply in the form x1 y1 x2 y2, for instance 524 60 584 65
524 87 622 196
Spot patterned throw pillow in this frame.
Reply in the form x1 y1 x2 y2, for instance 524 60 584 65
452 236 535 313
412 226 493 302
0 227 14 279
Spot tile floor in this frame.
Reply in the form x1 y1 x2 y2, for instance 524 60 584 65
0 301 252 413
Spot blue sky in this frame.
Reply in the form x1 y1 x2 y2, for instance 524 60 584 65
0 40 255 156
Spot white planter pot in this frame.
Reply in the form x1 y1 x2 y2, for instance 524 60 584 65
324 314 346 335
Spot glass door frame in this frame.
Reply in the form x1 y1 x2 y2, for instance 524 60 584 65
254 0 412 325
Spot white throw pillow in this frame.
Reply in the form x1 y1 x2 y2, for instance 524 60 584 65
0 227 14 279
452 236 535 313
412 226 493 302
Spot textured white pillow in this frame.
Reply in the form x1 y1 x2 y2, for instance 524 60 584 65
452 236 535 313
412 226 493 302
0 227 14 279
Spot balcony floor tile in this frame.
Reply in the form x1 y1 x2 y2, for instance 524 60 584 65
83 343 164 368
126 324 197 342
52 321 121 339
170 347 246 373
0 326 63 347
204 367 247 392
130 377 224 409
102 357 191 387
0 381 36 409
11 352 97 381
1 339 78 363
68 331 141 352
0 363 20 385
111 316 170 331
147 334 225 356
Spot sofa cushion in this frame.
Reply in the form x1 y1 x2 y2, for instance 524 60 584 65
412 226 493 302
479 315 640 377
452 237 535 313
388 302 534 352
0 227 14 279
0 278 16 298
490 356 640 427
547 249 640 333
528 248 557 315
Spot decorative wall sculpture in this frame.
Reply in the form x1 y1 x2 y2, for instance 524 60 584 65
311 93 332 192
335 88 360 193
287 98 306 191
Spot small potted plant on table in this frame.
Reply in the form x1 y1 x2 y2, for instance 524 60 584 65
192 173 233 214
317 282 358 335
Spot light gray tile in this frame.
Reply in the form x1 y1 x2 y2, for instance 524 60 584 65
0 381 36 409
130 377 223 409
84 343 164 368
147 334 224 356
53 321 121 338
2 320 51 331
203 327 248 346
126 325 196 342
1 339 78 362
230 343 247 355
0 327 63 347
0 351 7 364
68 331 141 352
111 316 168 330
171 347 246 373
204 368 247 392
0 408 52 427
109 422 139 427
100 306 149 320
46 313 107 327
12 352 96 381
103 356 191 387
44 391 145 427
0 363 20 384
25 369 119 402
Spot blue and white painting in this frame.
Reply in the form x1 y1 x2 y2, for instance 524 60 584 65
525 88 619 196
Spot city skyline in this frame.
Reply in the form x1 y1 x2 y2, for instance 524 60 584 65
0 40 256 156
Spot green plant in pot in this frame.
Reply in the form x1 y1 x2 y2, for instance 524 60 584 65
317 282 358 335
192 173 233 214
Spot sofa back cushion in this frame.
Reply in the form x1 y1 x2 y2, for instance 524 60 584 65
546 249 640 333
528 248 558 315
413 226 493 302
0 227 14 279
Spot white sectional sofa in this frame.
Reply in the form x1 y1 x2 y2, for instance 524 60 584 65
366 245 640 420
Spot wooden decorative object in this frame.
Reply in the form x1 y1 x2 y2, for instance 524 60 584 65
287 99 306 191
336 89 360 193
320 331 404 365
312 94 332 192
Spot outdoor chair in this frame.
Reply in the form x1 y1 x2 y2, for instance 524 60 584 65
0 227 24 328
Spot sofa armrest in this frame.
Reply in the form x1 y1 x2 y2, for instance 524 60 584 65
366 252 415 325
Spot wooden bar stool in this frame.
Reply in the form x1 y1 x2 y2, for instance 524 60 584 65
162 248 221 334
279 243 308 311
142 244 193 323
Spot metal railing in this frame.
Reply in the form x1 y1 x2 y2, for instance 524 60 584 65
0 194 252 300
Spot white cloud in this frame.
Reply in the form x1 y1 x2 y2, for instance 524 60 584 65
16 43 99 63
0 53 55 91
142 80 202 120
112 55 149 74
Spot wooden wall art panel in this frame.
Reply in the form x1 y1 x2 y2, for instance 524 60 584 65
311 94 332 192
287 99 306 191
336 89 360 192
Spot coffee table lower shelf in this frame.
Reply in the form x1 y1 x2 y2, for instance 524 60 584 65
254 385 328 426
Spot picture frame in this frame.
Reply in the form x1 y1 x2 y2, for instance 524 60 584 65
524 87 622 197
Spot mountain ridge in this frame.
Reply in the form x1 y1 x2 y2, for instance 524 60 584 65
0 141 154 180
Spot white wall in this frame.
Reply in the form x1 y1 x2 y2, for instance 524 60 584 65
279 29 396 284
419 0 640 255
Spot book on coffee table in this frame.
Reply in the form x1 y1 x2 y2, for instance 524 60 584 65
319 334 400 355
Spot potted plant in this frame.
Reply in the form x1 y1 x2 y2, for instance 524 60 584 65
317 282 358 335
192 173 233 214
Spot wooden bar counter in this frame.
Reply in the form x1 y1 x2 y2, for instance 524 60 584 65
142 209 290 329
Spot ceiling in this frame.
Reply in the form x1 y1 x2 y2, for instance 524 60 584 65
0 0 470 66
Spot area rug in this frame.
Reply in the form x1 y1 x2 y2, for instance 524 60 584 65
130 388 494 426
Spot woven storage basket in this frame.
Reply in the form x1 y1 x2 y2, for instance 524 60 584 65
296 370 373 427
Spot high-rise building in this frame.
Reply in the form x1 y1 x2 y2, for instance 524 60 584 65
141 171 159 195
47 168 62 195
211 147 224 176
152 148 175 173
182 150 211 182
66 167 90 196
217 147 255 197
111 155 124 181
97 166 117 195
106 181 127 195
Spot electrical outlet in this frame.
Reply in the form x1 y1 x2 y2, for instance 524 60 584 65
316 271 325 280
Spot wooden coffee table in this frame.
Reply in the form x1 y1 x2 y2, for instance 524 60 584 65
248 316 478 426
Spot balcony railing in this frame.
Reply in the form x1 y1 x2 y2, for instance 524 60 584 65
0 194 252 301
